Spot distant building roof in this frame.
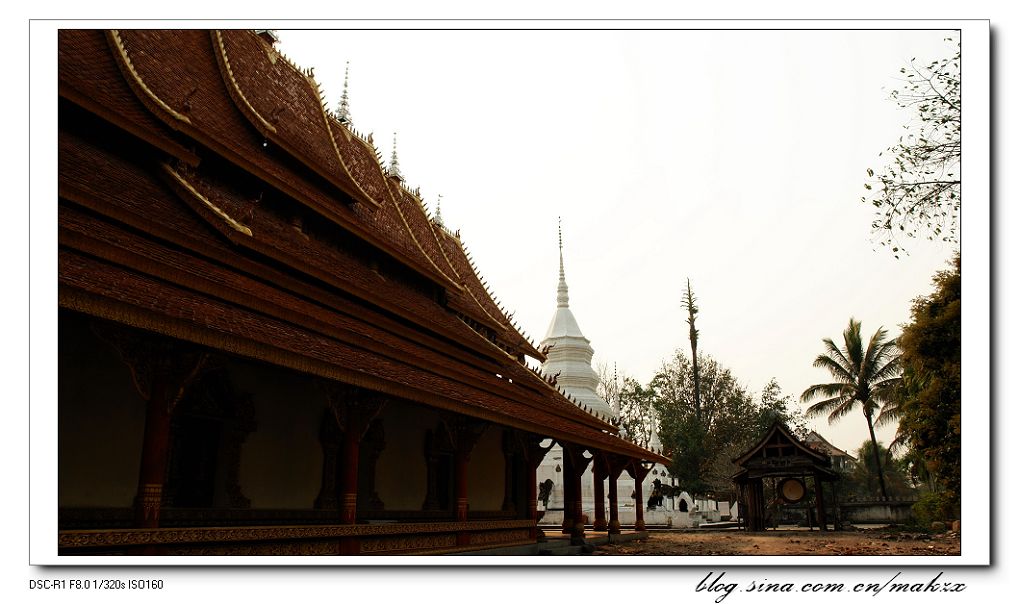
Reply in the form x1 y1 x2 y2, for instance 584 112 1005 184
804 431 857 461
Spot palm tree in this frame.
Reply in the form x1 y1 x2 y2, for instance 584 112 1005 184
801 318 901 500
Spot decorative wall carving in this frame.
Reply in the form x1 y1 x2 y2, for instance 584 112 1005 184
59 519 534 551
360 533 457 554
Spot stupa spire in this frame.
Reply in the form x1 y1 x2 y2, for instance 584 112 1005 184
389 132 402 180
612 362 621 418
336 61 352 124
557 217 569 308
649 406 663 451
435 194 445 227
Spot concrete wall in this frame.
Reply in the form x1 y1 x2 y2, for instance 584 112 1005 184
58 314 146 507
374 401 430 510
840 500 917 524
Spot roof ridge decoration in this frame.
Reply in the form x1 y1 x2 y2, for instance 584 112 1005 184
456 239 513 328
377 168 463 290
161 163 253 237
403 189 471 289
336 61 352 124
212 30 383 212
106 30 375 229
107 30 193 126
210 31 279 136
456 238 543 358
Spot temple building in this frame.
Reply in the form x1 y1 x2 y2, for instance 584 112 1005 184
56 29 667 555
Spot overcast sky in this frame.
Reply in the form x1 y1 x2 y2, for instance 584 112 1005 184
277 28 959 454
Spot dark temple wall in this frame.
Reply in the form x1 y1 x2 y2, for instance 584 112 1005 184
58 312 146 508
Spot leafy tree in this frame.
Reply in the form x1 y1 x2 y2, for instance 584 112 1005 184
801 319 902 500
893 254 961 516
616 377 655 448
865 36 960 257
841 440 917 501
652 352 803 499
758 378 809 438
595 362 655 447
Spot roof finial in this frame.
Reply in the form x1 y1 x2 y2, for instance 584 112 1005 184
556 217 569 308
435 194 445 227
337 61 352 124
389 132 402 180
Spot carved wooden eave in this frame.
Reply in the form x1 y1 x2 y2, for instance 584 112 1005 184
103 30 457 294
731 422 837 483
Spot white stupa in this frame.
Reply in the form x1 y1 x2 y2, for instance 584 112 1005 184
536 221 619 517
539 221 617 420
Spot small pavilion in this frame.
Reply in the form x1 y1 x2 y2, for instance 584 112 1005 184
731 422 838 531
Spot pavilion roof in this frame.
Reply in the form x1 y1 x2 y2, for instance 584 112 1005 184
731 422 836 482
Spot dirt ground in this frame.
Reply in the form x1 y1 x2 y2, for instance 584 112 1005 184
594 528 961 556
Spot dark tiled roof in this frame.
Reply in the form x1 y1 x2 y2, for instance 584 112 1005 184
57 28 659 462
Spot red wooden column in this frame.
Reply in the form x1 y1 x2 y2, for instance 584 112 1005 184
520 434 553 539
455 449 469 522
592 454 608 531
627 460 653 532
95 327 208 529
135 379 172 528
813 473 828 532
443 416 487 546
562 444 592 545
339 432 361 525
322 383 387 554
606 455 627 535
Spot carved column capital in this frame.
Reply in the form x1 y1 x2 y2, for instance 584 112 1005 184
560 443 592 477
320 382 387 439
441 415 488 460
93 323 210 412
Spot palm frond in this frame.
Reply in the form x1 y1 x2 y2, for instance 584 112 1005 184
870 354 902 383
800 382 852 403
804 394 850 419
827 398 858 424
821 338 855 377
875 398 901 427
812 354 856 383
843 318 864 369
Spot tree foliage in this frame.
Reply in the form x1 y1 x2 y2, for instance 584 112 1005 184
650 352 804 499
840 440 917 501
801 318 902 499
616 377 655 448
893 254 961 516
865 37 961 257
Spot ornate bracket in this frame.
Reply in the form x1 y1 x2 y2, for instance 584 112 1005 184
92 322 210 413
319 381 387 439
560 443 593 477
440 414 488 461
